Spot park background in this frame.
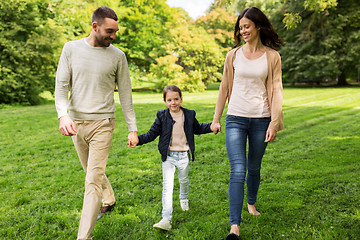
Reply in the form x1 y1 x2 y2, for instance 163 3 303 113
0 0 359 239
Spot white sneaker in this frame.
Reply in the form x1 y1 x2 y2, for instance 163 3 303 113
153 218 171 230
180 199 189 211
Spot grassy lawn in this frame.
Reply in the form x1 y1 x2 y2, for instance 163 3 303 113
0 88 359 239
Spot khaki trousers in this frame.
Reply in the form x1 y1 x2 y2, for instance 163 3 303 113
72 118 116 240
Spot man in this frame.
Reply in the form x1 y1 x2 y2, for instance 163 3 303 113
55 6 138 240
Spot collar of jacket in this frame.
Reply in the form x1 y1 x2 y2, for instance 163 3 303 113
164 106 185 121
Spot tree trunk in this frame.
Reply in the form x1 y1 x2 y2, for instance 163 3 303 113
337 71 347 86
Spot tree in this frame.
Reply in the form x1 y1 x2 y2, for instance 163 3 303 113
196 8 237 50
324 0 360 85
215 0 338 29
277 0 359 85
149 10 224 91
49 0 94 40
148 54 190 91
0 0 63 104
113 0 174 72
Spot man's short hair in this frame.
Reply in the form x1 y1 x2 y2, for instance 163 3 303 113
92 6 118 25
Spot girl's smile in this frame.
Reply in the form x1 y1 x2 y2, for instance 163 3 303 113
164 91 183 113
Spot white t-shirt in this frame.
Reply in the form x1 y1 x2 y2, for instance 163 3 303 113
227 48 270 118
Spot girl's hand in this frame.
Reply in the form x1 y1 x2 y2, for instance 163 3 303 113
265 129 277 142
210 122 221 135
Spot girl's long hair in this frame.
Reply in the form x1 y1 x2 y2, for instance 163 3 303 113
234 7 282 50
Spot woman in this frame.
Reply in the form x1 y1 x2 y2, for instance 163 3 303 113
210 7 284 240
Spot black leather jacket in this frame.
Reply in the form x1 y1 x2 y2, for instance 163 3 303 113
138 107 212 162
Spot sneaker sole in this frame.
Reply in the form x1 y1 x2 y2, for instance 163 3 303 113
153 225 171 231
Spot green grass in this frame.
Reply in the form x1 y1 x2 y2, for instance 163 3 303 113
0 88 359 239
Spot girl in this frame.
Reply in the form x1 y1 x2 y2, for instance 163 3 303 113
210 7 284 240
136 85 212 230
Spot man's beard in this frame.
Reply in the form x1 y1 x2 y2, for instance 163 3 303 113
95 36 112 47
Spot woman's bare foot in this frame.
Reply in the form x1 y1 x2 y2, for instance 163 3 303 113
230 224 240 235
247 204 261 216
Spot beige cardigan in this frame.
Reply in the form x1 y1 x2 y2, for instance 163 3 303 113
213 46 284 132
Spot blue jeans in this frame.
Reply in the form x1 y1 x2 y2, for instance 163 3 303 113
162 151 190 220
225 115 271 225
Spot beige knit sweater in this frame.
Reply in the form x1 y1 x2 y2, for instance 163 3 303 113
55 39 137 132
213 46 284 132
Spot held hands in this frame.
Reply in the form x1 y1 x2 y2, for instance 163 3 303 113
59 115 77 136
210 122 221 135
127 131 139 148
265 129 277 142
58 117 140 147
210 122 277 142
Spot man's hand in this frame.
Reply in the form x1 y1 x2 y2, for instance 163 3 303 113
210 122 221 135
59 115 77 136
127 131 139 148
265 129 277 142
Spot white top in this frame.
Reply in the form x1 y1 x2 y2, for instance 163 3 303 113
55 39 137 131
227 48 270 118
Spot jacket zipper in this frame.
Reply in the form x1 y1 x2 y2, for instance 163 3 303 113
167 119 176 156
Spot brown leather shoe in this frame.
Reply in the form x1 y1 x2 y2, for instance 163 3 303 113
100 203 116 214
97 203 115 220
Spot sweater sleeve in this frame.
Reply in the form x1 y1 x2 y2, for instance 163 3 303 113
55 43 71 119
117 53 137 132
213 50 233 123
268 52 284 131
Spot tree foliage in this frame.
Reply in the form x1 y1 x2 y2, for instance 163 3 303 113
146 9 224 92
0 0 63 104
1 0 359 104
215 0 338 29
49 0 94 40
113 0 174 72
278 0 360 85
282 0 337 29
196 8 237 50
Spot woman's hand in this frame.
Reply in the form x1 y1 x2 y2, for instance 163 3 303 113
265 129 277 142
210 122 222 135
